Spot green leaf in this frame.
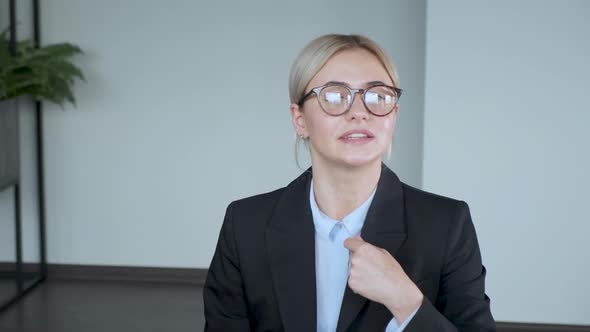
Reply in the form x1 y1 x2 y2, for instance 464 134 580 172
0 27 84 107
25 43 83 62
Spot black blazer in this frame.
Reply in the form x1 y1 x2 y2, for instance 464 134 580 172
204 165 495 331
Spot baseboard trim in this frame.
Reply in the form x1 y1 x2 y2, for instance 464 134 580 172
35 264 590 331
47 264 207 285
0 262 42 274
496 322 590 331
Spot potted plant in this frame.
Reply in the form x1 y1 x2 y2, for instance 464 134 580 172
0 29 84 190
0 29 85 107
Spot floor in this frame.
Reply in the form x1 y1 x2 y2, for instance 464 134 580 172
2 280 589 332
0 279 204 332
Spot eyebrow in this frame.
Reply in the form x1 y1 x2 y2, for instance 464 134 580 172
365 80 388 86
324 81 349 86
323 80 389 87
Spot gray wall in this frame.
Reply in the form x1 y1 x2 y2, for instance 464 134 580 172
24 0 426 267
423 0 590 325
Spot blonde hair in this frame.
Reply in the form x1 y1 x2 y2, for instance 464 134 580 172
289 34 400 105
289 34 400 169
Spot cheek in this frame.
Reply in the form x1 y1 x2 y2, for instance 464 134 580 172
306 112 338 138
381 116 397 136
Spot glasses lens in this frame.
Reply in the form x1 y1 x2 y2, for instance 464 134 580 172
319 85 352 115
364 86 398 115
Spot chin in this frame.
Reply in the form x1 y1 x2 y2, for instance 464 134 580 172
311 145 385 170
336 154 384 169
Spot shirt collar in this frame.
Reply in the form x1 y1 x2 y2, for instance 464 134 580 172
309 179 376 241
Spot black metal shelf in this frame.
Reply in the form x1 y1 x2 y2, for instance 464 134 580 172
0 0 47 313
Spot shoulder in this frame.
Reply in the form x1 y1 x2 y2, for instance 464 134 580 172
400 182 472 232
225 169 311 222
379 164 469 218
402 182 467 211
228 186 286 216
215 187 287 248
399 183 481 268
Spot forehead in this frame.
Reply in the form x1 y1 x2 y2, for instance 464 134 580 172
308 48 393 88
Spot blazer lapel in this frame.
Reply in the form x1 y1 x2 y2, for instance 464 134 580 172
266 169 317 332
336 164 408 332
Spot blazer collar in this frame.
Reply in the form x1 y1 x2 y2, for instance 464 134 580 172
266 168 316 332
265 164 407 332
336 164 407 332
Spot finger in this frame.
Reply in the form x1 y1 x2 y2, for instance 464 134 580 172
343 236 365 252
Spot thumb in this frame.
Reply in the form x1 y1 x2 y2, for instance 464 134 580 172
343 234 365 252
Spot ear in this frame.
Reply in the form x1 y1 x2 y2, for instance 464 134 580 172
290 103 308 137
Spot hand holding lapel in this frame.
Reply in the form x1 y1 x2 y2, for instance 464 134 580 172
343 235 423 325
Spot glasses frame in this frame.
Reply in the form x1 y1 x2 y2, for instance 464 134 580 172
297 83 403 117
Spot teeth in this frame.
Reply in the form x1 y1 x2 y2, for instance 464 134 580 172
346 133 368 139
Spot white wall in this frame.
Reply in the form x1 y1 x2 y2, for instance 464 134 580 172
423 0 590 325
23 0 427 268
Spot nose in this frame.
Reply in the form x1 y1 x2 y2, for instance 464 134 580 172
346 91 369 120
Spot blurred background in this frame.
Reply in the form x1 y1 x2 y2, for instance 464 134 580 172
0 0 588 329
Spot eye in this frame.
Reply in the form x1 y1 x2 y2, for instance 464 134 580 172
365 86 397 105
321 85 352 105
324 92 346 104
364 92 381 105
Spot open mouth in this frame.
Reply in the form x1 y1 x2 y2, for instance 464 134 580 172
339 130 375 143
342 133 371 140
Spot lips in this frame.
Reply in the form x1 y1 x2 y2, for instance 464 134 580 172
339 129 375 140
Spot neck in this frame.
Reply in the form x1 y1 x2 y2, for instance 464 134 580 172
311 160 382 221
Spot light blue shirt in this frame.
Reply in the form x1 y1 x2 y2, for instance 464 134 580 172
310 180 418 332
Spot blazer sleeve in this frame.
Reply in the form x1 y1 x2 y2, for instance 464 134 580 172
405 201 496 331
203 203 251 331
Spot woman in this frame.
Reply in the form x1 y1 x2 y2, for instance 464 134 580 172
204 34 495 332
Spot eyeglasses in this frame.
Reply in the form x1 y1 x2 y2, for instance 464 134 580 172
298 83 402 117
